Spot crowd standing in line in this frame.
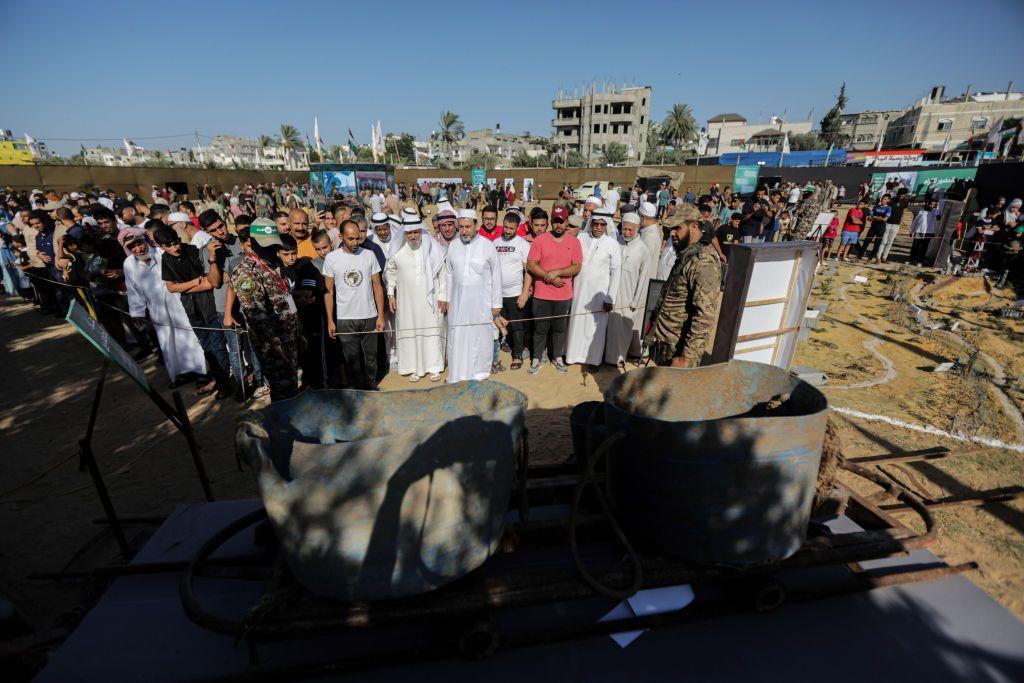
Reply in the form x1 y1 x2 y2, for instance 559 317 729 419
2 176 1020 402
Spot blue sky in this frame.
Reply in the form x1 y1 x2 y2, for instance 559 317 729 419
3 0 1023 156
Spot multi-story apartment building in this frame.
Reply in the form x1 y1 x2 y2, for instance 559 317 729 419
883 84 1024 150
838 110 903 150
551 82 651 163
705 113 812 155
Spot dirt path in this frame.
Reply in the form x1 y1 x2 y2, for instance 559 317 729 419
827 268 898 391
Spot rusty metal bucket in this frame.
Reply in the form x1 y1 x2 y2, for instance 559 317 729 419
599 360 829 566
236 381 527 601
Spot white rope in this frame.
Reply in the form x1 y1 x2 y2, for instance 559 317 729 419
831 405 1024 454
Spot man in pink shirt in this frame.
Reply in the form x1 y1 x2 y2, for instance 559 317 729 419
526 206 582 374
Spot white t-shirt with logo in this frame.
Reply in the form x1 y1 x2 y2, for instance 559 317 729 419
323 247 381 320
603 189 620 214
494 235 531 297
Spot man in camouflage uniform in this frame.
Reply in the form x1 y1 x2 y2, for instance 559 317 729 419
795 184 823 239
228 219 302 401
644 204 722 367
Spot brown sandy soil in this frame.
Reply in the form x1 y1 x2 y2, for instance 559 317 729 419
794 262 1024 617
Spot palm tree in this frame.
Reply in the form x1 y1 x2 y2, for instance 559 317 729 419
660 104 698 150
279 124 301 169
438 111 465 164
329 144 343 162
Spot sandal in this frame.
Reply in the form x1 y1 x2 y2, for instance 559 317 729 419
196 381 217 396
409 374 422 383
429 373 442 382
510 360 523 370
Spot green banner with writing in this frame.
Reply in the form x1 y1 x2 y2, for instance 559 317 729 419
733 165 760 195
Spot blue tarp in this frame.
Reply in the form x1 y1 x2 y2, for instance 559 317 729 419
717 149 849 167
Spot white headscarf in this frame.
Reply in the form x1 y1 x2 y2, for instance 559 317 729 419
401 212 445 306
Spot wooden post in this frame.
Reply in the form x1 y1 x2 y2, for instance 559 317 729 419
79 439 132 559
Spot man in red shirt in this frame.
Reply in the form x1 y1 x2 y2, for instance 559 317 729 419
837 198 867 261
526 207 582 374
478 205 502 240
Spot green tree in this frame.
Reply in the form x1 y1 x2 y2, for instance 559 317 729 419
328 144 343 162
389 133 416 163
465 151 499 169
788 132 821 151
438 111 465 161
512 150 533 167
660 104 698 149
565 150 586 168
603 142 628 165
355 145 375 162
819 84 849 147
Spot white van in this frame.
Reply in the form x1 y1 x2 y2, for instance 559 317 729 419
573 180 610 201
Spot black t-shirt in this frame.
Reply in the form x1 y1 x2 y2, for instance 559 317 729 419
284 257 327 332
161 243 217 320
739 199 766 237
889 198 910 224
715 225 741 257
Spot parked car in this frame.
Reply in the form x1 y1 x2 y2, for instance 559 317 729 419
573 180 610 201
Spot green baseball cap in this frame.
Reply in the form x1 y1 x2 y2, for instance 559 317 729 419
249 218 283 247
662 203 701 227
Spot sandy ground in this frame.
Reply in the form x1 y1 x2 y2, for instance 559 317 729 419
0 229 1022 670
794 261 1024 617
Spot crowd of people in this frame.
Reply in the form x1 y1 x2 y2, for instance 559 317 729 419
0 181 725 403
2 174 1019 404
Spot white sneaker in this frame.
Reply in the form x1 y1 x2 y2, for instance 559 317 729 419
527 358 541 375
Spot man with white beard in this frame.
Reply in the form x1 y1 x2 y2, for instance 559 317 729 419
604 213 651 368
565 209 621 368
440 209 504 383
385 212 447 382
638 202 663 279
120 226 207 383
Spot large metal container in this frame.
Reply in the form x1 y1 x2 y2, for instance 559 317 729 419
600 360 829 566
236 381 527 601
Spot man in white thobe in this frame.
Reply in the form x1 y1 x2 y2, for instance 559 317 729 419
639 202 663 280
565 209 621 367
440 209 503 383
120 228 206 383
604 213 651 367
384 214 447 382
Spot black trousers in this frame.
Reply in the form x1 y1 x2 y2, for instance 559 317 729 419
337 317 380 389
500 295 527 359
910 237 931 264
531 298 571 362
300 330 327 390
859 224 885 257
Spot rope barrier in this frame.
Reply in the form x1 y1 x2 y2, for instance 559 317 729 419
23 270 648 337
23 271 247 334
